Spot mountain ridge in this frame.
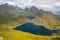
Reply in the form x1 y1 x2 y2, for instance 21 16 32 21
0 3 60 30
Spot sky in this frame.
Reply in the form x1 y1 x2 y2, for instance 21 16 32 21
0 0 60 14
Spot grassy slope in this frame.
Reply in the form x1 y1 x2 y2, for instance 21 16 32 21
0 19 49 40
0 12 60 40
0 18 60 40
0 29 48 40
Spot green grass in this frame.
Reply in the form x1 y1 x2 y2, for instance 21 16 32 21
0 14 60 40
0 20 49 40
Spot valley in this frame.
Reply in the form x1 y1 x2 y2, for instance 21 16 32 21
0 3 60 40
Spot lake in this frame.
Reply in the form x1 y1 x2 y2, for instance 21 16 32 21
14 23 54 36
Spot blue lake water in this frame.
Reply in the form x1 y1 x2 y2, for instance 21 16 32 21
14 23 54 36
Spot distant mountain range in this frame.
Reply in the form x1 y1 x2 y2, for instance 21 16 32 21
0 3 60 30
54 11 60 20
0 3 37 18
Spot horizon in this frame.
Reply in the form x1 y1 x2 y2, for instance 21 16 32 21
0 0 60 14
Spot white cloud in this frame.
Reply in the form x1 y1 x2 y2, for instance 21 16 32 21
55 2 60 6
0 0 60 12
28 0 33 2
7 2 16 5
11 0 58 8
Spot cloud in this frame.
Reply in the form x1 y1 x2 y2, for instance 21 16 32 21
0 0 60 13
0 0 5 5
7 2 16 5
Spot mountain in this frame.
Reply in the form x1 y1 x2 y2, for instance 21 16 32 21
56 11 60 15
56 15 60 20
0 3 60 40
0 3 38 24
25 6 43 16
55 11 60 20
0 3 37 18
24 6 60 30
0 3 60 30
25 6 40 13
33 12 60 29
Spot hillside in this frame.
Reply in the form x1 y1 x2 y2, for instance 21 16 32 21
0 3 60 40
39 12 60 29
0 3 37 19
0 3 60 30
25 6 60 30
56 15 60 20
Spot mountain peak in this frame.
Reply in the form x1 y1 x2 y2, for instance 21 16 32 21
24 6 40 15
4 3 9 5
25 7 29 11
30 6 38 9
0 3 23 10
30 6 39 11
1 3 11 6
0 3 13 8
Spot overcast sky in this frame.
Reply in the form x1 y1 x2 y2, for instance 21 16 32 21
0 0 60 13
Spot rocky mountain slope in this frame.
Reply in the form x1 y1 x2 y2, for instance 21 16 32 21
0 3 60 30
0 3 60 40
25 6 60 30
